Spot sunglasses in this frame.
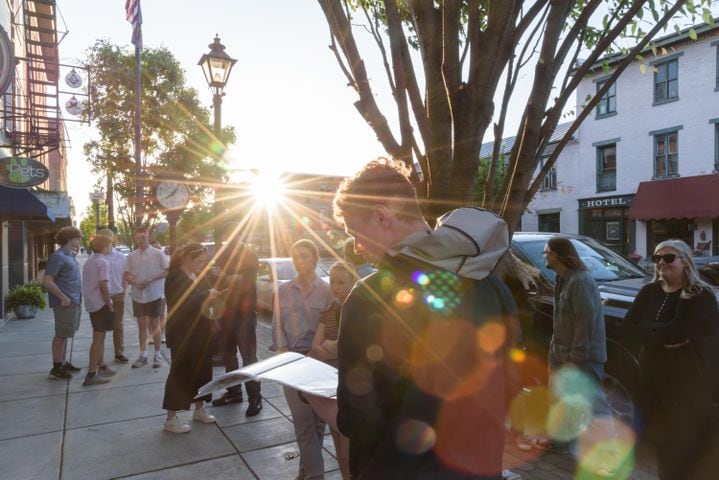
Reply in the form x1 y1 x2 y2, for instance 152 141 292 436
651 253 677 264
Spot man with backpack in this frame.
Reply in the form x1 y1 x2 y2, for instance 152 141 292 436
332 158 518 479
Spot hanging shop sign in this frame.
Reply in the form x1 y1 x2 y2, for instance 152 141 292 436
65 68 83 89
65 96 83 116
0 157 50 188
0 26 13 96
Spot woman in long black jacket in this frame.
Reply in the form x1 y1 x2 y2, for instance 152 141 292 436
162 243 221 434
625 239 719 479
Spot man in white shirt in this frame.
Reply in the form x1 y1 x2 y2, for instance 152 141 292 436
124 227 168 368
98 228 129 364
150 239 169 343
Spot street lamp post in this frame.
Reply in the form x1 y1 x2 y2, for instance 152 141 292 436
198 35 237 251
89 189 104 233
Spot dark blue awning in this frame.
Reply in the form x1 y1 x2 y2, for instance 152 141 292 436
0 186 55 221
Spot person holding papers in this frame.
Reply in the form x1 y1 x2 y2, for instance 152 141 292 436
309 261 356 479
271 239 334 480
162 243 221 434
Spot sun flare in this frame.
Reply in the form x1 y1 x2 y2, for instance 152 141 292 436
250 171 286 208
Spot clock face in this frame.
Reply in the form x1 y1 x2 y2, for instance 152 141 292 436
156 181 189 210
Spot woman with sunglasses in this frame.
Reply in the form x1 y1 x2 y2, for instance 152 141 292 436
162 243 222 433
625 239 719 479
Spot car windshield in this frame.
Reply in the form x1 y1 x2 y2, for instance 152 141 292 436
516 238 646 284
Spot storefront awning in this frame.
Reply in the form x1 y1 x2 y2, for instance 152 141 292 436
0 186 55 221
629 174 719 221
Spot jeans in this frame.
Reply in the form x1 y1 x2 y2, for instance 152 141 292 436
221 312 261 399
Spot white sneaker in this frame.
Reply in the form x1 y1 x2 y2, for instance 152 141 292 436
192 408 217 424
152 355 162 368
164 416 191 433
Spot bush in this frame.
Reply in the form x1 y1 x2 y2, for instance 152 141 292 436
5 283 48 311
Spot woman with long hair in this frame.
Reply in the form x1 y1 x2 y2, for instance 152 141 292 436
625 239 719 479
162 243 221 433
308 261 357 479
271 239 334 480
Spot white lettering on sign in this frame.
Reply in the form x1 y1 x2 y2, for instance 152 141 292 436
584 197 629 208
8 164 47 178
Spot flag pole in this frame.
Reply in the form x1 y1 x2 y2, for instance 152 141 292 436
133 44 143 228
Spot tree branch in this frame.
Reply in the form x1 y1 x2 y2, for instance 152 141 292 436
526 0 690 203
317 0 401 155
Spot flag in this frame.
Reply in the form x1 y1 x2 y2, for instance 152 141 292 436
125 0 142 49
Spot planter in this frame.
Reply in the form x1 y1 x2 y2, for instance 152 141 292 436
13 305 37 319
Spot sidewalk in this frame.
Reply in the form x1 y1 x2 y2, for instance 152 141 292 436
0 304 657 479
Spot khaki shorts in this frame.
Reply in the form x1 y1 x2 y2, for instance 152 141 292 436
53 304 81 338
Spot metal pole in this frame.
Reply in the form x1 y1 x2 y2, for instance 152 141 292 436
133 46 143 228
106 167 115 232
213 92 222 251
94 200 100 232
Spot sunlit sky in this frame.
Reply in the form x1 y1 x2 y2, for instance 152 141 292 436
60 0 399 220
58 1 718 220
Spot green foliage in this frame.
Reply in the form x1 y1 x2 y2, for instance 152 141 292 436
475 154 507 204
83 40 236 230
5 283 47 310
79 202 108 247
176 204 214 244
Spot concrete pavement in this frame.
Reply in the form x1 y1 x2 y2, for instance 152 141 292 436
0 299 658 479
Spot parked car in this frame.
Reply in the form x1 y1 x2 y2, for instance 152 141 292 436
115 245 131 256
256 258 330 312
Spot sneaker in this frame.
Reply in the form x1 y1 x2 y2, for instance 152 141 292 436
62 362 81 373
164 416 191 433
98 366 117 377
246 397 263 417
132 356 148 368
152 355 162 368
192 408 217 424
83 374 111 386
595 465 617 478
512 432 533 451
48 366 72 380
114 355 129 364
212 391 243 407
532 438 569 454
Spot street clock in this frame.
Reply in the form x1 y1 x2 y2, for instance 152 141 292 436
156 180 189 210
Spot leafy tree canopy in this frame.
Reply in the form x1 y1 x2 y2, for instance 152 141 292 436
317 0 713 228
82 40 236 234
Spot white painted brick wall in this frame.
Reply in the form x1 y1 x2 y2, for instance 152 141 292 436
522 31 719 256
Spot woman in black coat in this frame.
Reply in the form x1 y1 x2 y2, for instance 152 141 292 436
162 243 221 434
625 239 719 479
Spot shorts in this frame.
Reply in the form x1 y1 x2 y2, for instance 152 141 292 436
132 298 163 318
53 304 81 338
89 305 115 332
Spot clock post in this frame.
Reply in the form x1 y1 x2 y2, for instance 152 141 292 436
155 178 190 254
166 210 180 254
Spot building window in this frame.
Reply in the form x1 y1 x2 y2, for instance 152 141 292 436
715 123 719 171
538 212 560 233
716 44 719 90
654 131 678 178
596 144 617 192
538 156 557 192
596 80 616 117
653 58 678 104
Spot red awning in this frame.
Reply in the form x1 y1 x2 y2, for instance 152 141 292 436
629 174 719 220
